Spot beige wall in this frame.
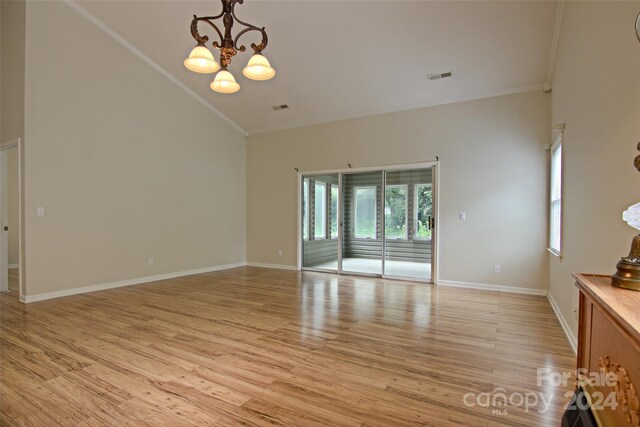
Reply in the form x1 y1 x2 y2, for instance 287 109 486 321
247 90 551 291
549 1 640 340
1 0 25 271
1 0 26 143
23 1 246 296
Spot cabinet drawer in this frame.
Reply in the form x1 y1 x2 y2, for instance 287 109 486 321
587 304 640 426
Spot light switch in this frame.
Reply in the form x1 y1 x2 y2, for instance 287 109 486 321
36 207 45 217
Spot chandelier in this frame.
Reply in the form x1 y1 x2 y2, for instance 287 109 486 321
184 0 275 94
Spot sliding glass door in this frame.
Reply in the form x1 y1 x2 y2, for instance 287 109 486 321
341 171 383 275
383 168 433 280
301 174 340 271
300 164 435 282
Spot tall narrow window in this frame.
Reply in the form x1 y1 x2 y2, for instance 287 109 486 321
354 186 376 239
549 134 563 256
385 185 408 239
415 184 432 240
314 182 326 240
330 184 339 239
302 179 309 240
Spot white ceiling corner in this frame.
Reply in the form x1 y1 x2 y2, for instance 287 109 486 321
73 0 559 135
65 0 249 137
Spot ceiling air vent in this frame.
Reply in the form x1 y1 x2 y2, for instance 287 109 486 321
271 104 289 111
427 71 453 81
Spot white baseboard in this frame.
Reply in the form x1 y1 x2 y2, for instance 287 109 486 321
23 262 246 303
245 262 298 271
547 292 578 355
437 279 547 296
8 264 18 269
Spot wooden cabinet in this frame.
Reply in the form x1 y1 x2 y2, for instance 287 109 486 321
574 273 640 427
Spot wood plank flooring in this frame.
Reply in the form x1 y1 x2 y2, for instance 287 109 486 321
0 267 575 426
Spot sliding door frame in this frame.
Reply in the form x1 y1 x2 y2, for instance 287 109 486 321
381 166 438 283
297 174 341 274
297 160 439 284
337 172 343 275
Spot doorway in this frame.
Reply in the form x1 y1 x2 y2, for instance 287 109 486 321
0 138 23 298
298 162 438 283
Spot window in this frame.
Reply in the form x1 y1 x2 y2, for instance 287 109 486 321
414 184 432 240
385 185 408 239
330 184 338 239
303 178 337 241
302 179 309 240
354 186 376 238
549 134 563 256
314 182 326 240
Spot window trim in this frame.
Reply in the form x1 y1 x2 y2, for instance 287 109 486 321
414 183 432 241
302 179 309 241
353 185 377 239
314 181 327 240
548 133 563 257
385 184 408 240
330 184 339 240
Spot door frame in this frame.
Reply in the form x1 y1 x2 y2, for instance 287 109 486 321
339 169 384 278
297 160 439 284
0 138 25 300
297 174 341 274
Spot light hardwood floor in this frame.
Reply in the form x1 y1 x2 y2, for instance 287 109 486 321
0 267 574 426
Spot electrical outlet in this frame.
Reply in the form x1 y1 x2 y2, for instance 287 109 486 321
148 257 154 266
277 249 283 257
572 297 578 321
494 264 501 273
459 211 466 221
36 207 45 217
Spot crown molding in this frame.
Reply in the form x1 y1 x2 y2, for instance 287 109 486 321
0 138 20 150
545 0 565 86
63 0 249 137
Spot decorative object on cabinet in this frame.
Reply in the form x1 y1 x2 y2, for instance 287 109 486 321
612 143 640 291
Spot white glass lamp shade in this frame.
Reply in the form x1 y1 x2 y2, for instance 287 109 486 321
210 70 240 93
623 202 640 231
242 53 276 81
184 45 220 74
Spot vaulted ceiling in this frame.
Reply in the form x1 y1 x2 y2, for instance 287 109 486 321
76 1 559 135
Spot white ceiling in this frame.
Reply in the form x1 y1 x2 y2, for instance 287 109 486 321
76 1 558 135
